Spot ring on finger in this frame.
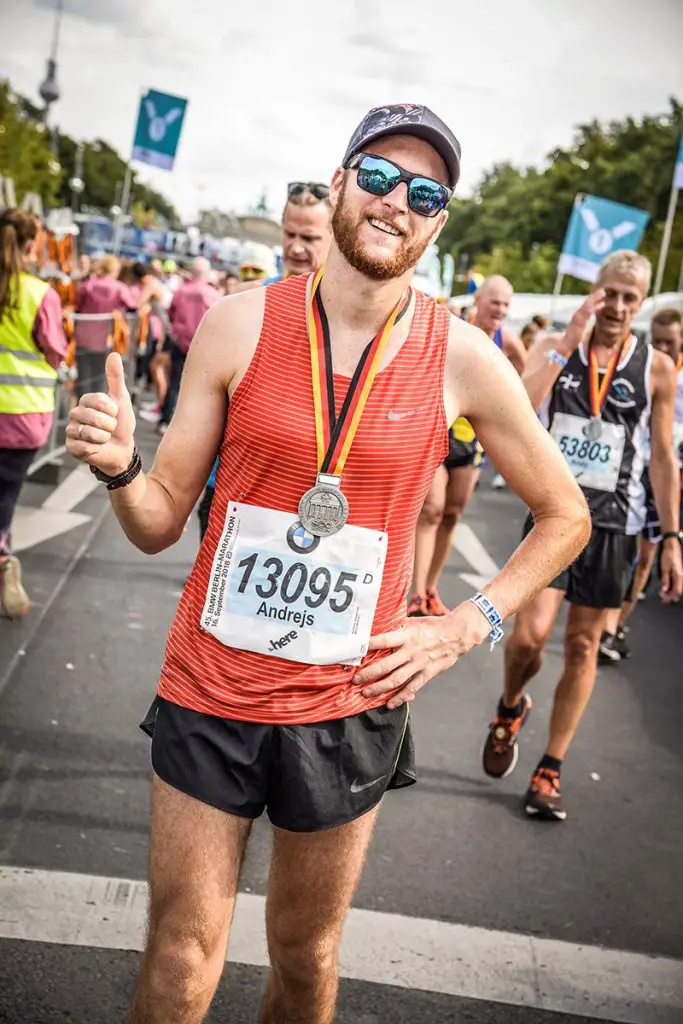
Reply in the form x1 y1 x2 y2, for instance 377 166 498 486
77 423 84 439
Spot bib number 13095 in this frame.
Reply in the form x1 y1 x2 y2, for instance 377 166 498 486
235 553 357 614
200 502 387 666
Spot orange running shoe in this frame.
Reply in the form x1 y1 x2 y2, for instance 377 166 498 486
407 593 428 617
426 588 448 615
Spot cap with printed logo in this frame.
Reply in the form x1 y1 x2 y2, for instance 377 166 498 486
342 103 461 190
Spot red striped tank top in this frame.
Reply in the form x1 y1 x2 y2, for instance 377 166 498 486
158 274 450 724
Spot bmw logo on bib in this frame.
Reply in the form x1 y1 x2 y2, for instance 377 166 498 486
286 522 321 555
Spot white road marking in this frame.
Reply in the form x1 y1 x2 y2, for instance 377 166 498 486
1 866 681 1023
41 464 100 513
13 466 97 553
12 508 91 553
451 522 501 590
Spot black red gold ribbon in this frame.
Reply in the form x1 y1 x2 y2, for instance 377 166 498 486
307 267 409 476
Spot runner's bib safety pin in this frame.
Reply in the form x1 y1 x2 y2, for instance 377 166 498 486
470 592 504 650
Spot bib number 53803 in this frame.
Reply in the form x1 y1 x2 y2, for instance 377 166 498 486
237 553 356 613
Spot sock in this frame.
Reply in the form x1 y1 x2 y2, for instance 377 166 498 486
537 754 562 775
498 696 524 719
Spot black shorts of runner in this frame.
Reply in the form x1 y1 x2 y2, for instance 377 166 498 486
140 696 416 832
444 436 484 471
522 514 637 608
641 470 662 543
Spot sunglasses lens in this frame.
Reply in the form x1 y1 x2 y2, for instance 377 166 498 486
408 178 449 217
357 156 400 197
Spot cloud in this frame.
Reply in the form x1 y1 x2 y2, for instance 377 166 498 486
2 0 682 223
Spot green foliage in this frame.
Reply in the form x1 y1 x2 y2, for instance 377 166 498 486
0 80 61 206
441 99 683 293
0 78 181 228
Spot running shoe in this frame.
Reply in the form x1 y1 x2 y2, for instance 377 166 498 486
598 631 621 664
0 555 30 619
407 594 428 617
491 473 506 490
524 768 567 821
426 588 448 615
139 406 162 423
613 626 631 659
482 694 532 778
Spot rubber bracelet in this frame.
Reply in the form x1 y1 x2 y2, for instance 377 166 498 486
470 592 504 650
545 349 568 368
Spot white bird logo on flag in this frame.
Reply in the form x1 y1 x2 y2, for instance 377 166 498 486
579 206 637 256
145 99 183 144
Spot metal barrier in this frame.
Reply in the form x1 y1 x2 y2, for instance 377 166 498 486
27 311 141 482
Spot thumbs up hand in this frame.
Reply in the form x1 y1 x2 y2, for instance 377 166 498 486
66 353 137 476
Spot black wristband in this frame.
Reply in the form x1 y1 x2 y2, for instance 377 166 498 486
661 531 683 543
89 449 142 490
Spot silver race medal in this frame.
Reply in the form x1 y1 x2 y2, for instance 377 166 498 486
583 416 603 441
298 473 349 537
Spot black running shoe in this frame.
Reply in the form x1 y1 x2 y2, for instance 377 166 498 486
613 626 631 659
598 632 621 665
524 768 567 821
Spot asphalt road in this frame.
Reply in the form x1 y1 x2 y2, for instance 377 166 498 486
1 424 681 1024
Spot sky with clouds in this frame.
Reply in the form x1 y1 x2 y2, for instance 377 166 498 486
2 0 682 222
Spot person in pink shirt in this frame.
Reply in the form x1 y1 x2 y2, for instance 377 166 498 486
156 257 218 430
0 209 68 618
74 255 137 397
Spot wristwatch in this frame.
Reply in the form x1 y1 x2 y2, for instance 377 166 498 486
661 531 683 543
89 449 142 491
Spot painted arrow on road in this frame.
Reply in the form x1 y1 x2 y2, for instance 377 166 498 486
451 522 501 591
12 465 99 553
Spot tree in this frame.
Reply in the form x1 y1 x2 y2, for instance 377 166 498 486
440 98 683 293
0 78 182 228
0 80 61 208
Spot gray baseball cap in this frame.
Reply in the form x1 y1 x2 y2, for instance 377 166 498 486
342 103 461 189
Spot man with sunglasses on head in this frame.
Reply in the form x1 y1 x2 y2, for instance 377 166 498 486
67 103 590 1024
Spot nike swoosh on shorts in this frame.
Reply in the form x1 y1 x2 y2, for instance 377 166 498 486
350 774 387 793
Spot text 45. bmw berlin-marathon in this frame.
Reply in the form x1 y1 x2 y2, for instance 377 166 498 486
201 503 388 665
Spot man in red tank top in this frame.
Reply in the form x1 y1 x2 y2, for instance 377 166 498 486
67 103 591 1024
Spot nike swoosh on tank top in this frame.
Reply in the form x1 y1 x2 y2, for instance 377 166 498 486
158 274 450 724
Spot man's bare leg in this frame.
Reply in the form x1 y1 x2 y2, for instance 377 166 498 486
426 464 480 593
546 604 607 759
259 807 380 1024
412 465 447 598
503 587 566 708
126 775 252 1024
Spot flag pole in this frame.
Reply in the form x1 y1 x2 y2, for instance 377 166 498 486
652 179 679 297
112 88 146 256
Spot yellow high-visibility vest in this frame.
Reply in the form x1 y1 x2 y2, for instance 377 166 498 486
0 273 58 416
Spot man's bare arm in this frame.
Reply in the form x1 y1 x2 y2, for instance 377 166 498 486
501 328 527 374
522 291 605 410
648 350 679 536
454 320 591 620
66 289 265 554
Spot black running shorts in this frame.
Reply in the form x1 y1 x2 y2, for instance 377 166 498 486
444 436 484 471
140 696 415 832
522 514 637 608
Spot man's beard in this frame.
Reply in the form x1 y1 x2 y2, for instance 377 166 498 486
332 178 435 281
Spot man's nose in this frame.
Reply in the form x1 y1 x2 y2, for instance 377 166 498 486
379 181 409 215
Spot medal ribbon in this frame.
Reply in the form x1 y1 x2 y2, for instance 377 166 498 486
588 331 632 418
307 267 409 476
675 353 682 373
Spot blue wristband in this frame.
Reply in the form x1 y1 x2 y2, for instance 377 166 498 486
545 348 568 368
470 592 504 649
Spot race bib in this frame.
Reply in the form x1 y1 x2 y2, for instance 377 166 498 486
201 502 387 666
550 412 625 493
